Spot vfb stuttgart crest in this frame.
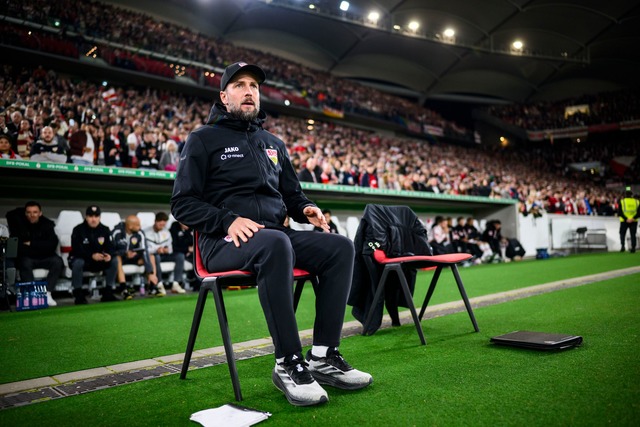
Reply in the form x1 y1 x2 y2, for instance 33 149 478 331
266 148 278 165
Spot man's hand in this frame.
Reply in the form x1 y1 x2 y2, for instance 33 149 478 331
227 217 265 247
148 273 158 286
304 206 329 232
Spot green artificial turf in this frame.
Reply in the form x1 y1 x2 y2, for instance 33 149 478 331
1 273 638 426
0 253 638 384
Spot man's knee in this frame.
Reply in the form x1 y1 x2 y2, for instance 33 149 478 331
256 230 293 256
327 233 355 259
71 258 86 273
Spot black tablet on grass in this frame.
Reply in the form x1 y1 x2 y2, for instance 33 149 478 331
491 331 583 350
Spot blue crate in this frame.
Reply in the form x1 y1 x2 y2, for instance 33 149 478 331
15 281 49 311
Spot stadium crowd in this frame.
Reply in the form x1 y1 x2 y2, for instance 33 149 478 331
487 89 640 130
0 63 632 218
2 0 457 133
4 0 640 137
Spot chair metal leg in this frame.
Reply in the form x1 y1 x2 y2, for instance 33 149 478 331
450 265 480 332
362 267 392 336
212 282 243 401
293 278 305 312
180 281 212 379
419 266 443 320
392 265 426 345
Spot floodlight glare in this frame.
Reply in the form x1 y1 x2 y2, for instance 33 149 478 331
339 1 349 12
367 11 380 23
444 28 455 37
408 21 420 32
512 40 523 50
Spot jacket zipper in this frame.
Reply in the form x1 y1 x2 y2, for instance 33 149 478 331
247 129 266 221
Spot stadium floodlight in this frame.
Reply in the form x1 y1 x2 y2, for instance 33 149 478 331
511 40 524 55
442 28 455 44
309 4 316 10
408 21 420 32
340 1 349 12
367 11 380 24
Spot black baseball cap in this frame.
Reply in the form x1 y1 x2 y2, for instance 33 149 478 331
86 205 101 216
220 62 266 91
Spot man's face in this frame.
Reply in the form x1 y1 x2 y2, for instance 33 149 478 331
154 220 167 232
86 215 100 228
220 72 260 121
126 218 141 233
41 127 54 143
25 206 42 224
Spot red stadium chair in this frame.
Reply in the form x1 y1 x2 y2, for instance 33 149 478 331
363 249 480 345
353 205 479 345
180 232 318 401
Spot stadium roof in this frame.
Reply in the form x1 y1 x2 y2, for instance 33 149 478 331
116 0 640 104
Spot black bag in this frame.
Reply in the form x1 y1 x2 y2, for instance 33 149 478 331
506 238 525 258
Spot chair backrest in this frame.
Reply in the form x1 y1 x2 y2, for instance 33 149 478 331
137 212 156 230
54 210 83 237
100 212 122 230
346 216 360 240
193 231 207 278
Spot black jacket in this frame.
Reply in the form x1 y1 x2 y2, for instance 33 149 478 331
170 103 315 251
70 221 115 262
111 222 153 273
348 204 432 334
170 221 193 255
6 207 59 259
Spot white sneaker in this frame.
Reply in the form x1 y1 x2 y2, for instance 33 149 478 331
272 355 328 406
305 348 372 390
171 281 186 294
156 283 167 296
46 292 58 307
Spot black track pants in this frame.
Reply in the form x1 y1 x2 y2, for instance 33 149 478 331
202 228 355 359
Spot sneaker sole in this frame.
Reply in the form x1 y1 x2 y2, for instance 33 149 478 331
271 370 328 407
309 370 373 391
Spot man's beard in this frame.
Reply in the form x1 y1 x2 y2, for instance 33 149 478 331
227 104 260 122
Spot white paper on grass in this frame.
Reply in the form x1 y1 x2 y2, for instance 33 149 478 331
190 404 271 427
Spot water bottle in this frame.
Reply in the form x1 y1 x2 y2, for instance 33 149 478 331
16 287 22 310
38 284 45 307
24 289 30 308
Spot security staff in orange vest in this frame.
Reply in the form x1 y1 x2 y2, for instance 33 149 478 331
618 190 639 253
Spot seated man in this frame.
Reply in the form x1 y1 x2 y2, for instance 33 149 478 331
171 61 372 407
428 216 454 255
69 205 119 304
169 221 198 291
8 201 63 306
143 212 185 294
313 209 339 234
112 215 161 299
29 126 68 163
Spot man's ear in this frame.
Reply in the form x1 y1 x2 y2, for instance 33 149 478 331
219 91 227 105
